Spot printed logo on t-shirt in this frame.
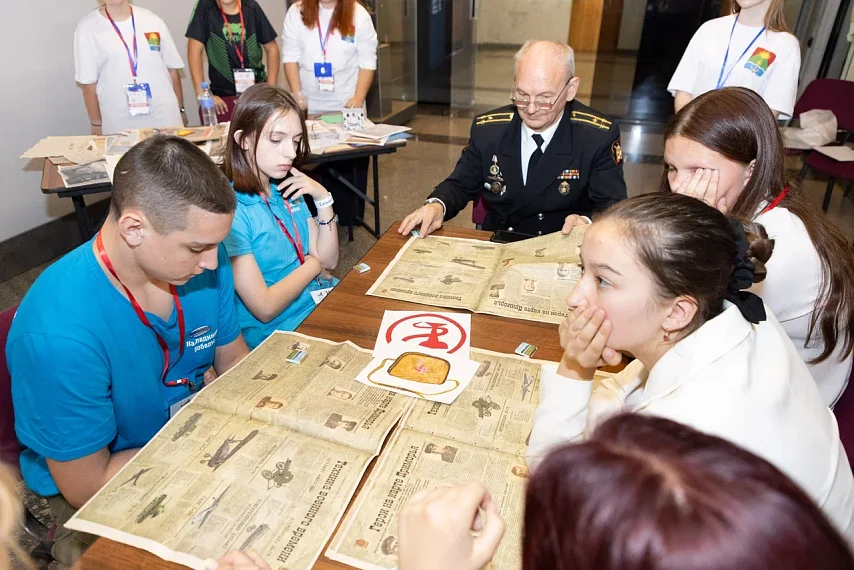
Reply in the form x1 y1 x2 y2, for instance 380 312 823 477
222 22 244 38
145 32 161 51
186 326 218 352
189 325 212 338
744 47 776 76
342 35 355 44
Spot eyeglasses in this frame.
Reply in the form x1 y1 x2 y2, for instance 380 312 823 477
510 77 574 111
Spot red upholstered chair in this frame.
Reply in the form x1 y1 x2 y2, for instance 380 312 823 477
793 79 854 211
0 304 53 557
832 363 854 466
472 192 488 228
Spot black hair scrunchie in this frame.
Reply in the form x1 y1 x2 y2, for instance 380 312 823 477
726 218 766 324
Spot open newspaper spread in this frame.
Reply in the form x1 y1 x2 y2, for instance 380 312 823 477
65 332 413 570
366 227 587 324
328 348 588 570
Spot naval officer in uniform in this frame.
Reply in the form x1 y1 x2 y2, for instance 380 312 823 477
400 40 627 238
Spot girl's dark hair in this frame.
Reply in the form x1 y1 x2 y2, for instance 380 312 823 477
524 413 854 570
598 193 773 335
663 87 854 362
223 84 310 196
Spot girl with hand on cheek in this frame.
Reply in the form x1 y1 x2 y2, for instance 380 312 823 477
664 87 854 407
222 84 339 349
528 193 854 541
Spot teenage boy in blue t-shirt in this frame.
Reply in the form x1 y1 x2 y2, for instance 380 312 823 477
7 135 250 565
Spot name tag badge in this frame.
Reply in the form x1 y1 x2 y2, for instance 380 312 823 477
126 83 152 116
233 68 255 94
310 287 334 305
314 62 335 92
169 393 196 418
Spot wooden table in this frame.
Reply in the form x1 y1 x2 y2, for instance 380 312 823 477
74 223 564 570
42 141 406 243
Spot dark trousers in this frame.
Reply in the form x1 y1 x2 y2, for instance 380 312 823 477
317 157 369 228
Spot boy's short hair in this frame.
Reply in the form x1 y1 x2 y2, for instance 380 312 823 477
111 135 236 233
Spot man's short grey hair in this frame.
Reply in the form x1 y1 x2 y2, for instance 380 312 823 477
514 40 576 81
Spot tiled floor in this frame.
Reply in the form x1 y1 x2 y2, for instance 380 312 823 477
6 48 854 568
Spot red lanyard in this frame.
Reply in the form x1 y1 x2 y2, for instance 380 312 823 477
95 233 191 390
260 193 306 265
760 186 789 215
317 14 333 61
105 6 139 79
219 0 247 68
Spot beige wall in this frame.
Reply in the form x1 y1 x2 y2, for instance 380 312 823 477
1 0 287 243
476 0 572 45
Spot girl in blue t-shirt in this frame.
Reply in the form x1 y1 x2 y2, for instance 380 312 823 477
222 83 339 348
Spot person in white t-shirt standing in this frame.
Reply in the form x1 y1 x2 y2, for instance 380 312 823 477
668 0 800 119
281 0 377 113
75 0 187 135
281 0 378 235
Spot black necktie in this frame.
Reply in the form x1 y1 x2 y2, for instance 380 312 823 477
527 134 544 184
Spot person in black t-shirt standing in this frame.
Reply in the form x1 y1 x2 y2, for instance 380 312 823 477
186 0 279 122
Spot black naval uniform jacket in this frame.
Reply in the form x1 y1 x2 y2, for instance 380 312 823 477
429 101 628 235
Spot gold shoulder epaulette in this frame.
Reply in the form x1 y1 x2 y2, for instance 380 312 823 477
571 111 612 130
475 112 514 126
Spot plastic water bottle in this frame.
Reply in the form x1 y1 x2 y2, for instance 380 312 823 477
199 82 218 127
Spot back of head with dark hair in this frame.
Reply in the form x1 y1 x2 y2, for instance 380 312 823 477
223 83 310 196
111 135 235 233
523 413 854 570
598 193 773 335
663 87 854 363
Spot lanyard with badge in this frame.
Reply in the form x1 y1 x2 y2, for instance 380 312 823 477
220 0 255 94
106 6 151 116
314 15 335 92
259 193 331 302
759 186 789 215
95 233 199 416
716 12 766 90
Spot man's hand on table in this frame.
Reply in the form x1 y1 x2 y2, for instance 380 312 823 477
561 214 591 235
399 203 444 238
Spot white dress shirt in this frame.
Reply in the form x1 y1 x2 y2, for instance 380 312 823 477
527 304 854 544
520 113 562 185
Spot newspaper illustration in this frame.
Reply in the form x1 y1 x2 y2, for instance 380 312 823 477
66 331 414 570
328 348 560 570
355 311 478 404
57 161 111 188
366 227 587 324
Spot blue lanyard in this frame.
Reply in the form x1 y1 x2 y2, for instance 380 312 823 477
105 6 139 80
316 14 333 61
716 13 765 90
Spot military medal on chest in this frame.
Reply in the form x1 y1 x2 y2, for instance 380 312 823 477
557 169 580 195
484 154 506 196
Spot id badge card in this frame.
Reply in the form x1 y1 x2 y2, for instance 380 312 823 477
126 82 152 116
169 393 196 418
314 62 335 92
234 68 255 94
310 287 334 305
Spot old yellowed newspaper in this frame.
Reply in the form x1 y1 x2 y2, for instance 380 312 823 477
327 429 529 570
366 227 586 324
66 331 413 570
327 348 551 570
478 229 584 322
194 332 410 453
